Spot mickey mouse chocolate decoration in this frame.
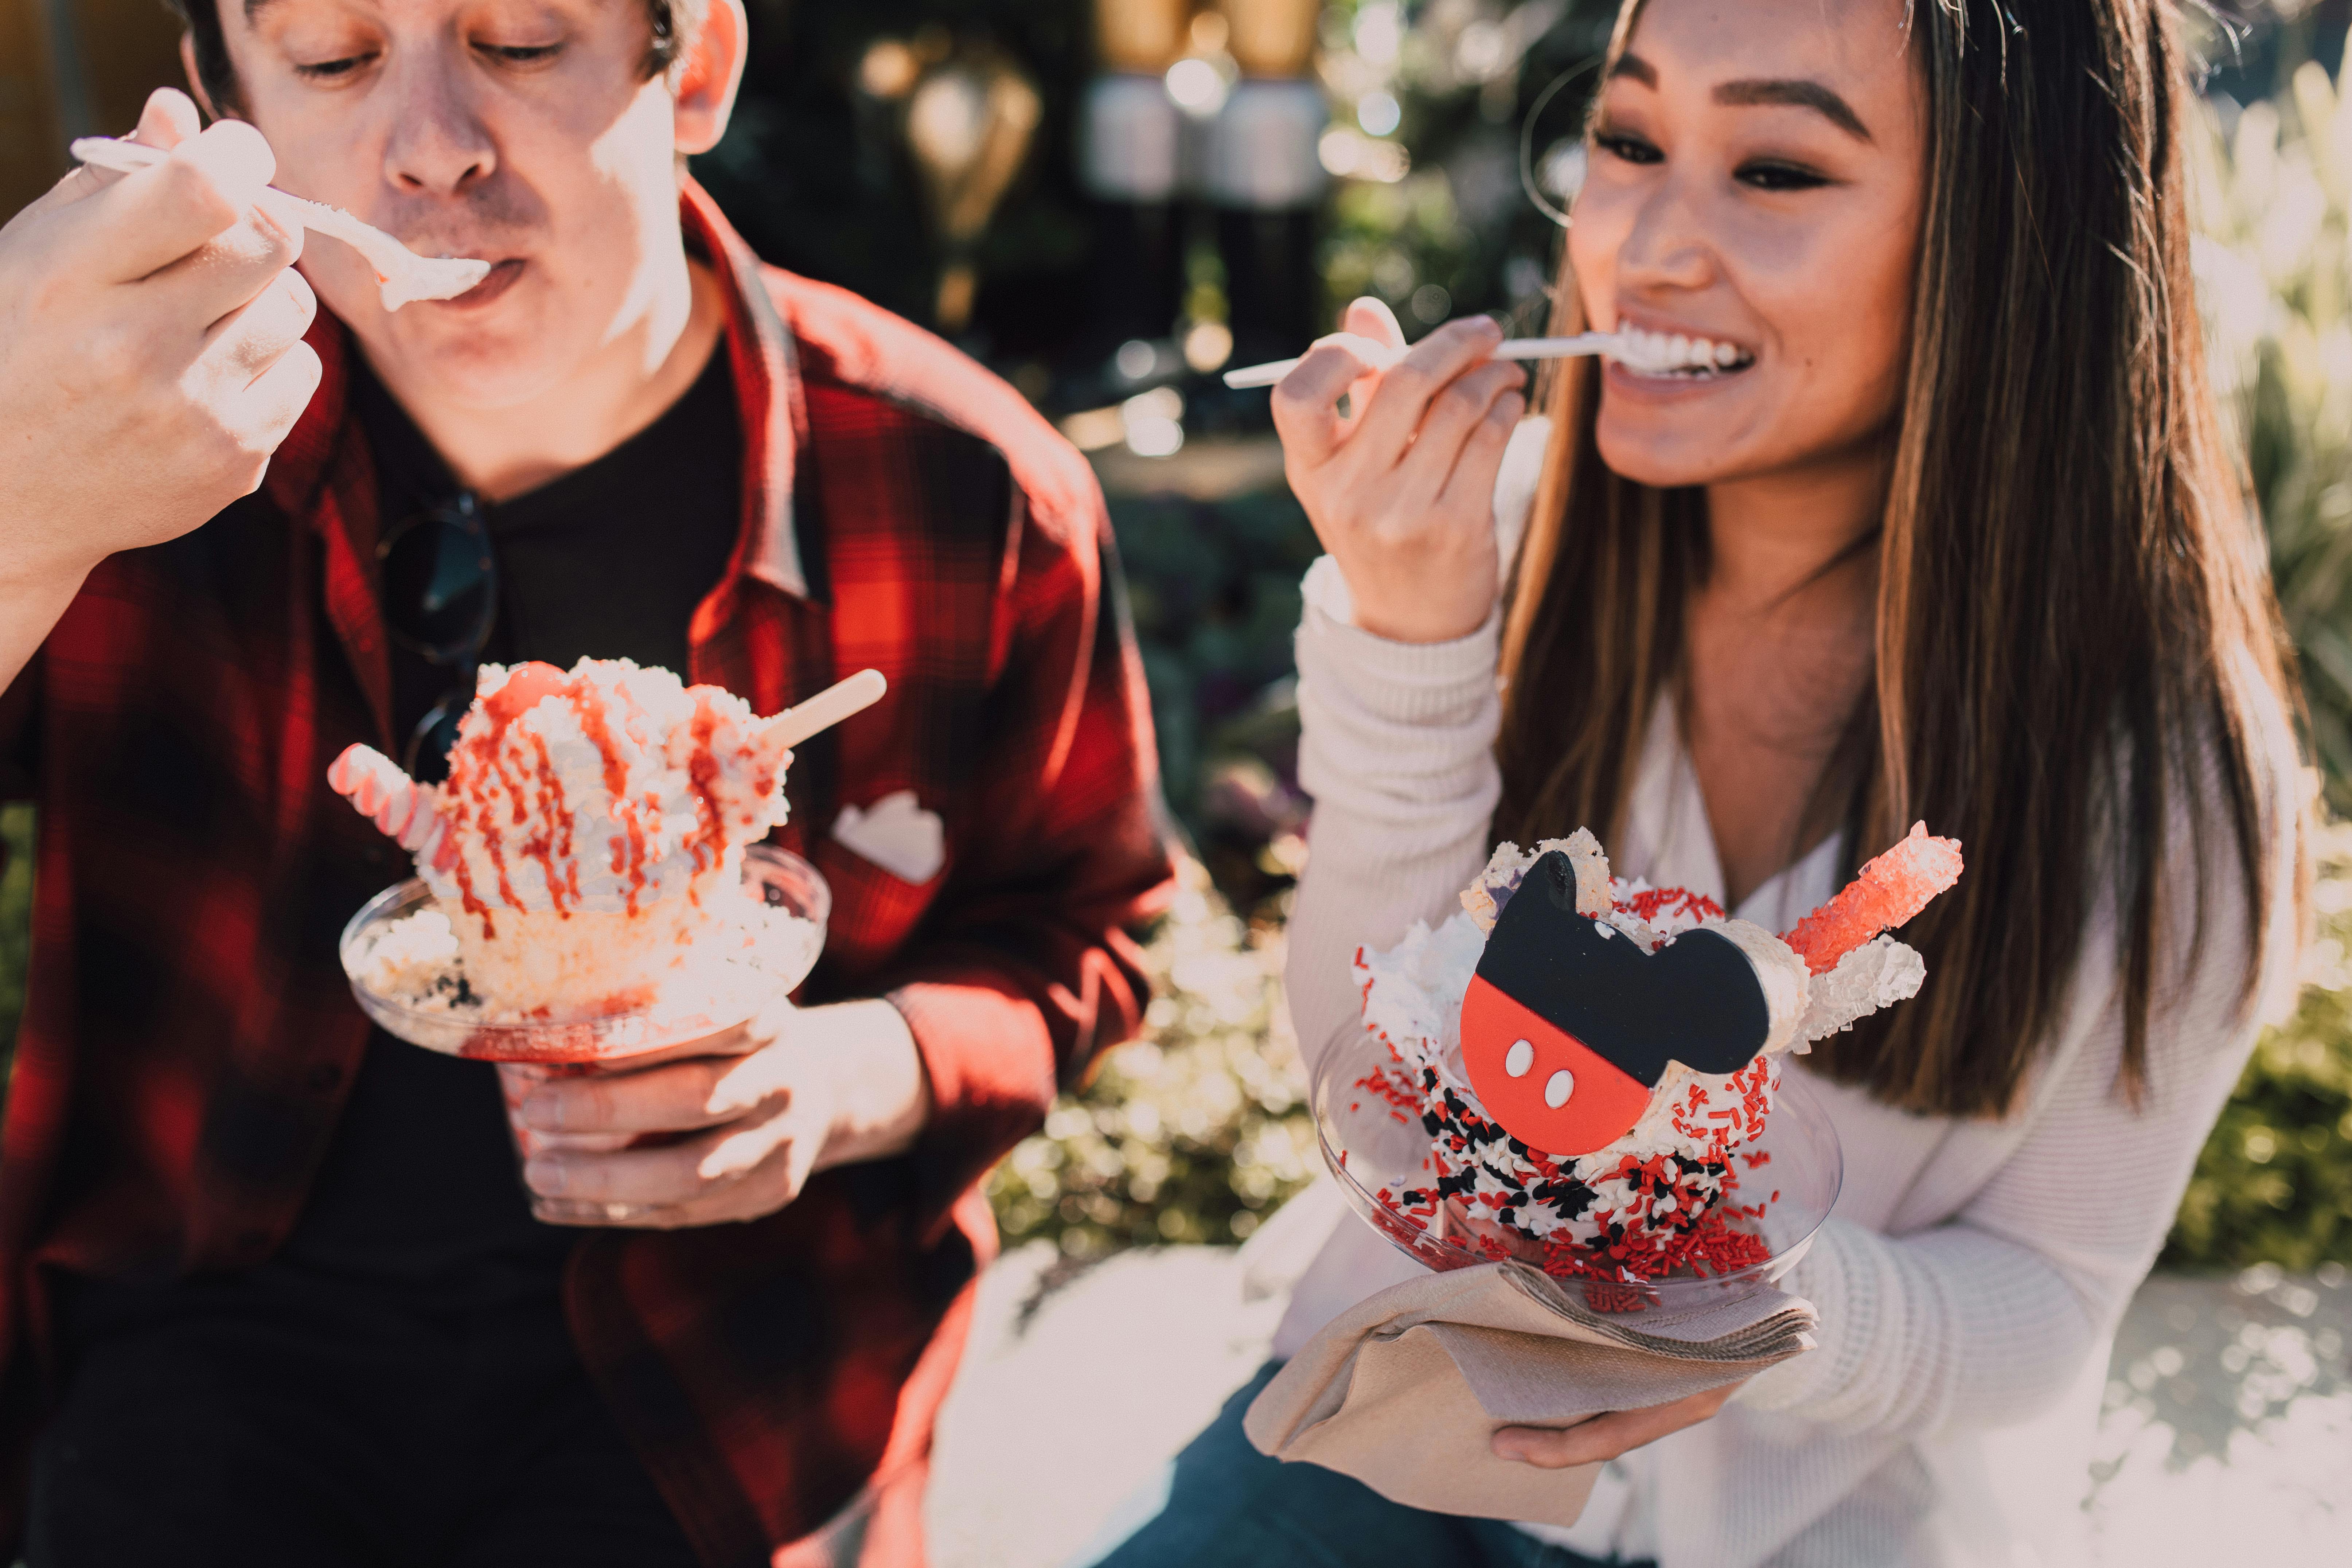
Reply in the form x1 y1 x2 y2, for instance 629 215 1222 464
1460 850 1779 1156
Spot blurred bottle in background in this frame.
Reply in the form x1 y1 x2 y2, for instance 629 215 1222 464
1204 0 1325 367
1080 0 1191 364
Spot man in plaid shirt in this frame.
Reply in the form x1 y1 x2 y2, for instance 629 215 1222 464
0 0 1171 1563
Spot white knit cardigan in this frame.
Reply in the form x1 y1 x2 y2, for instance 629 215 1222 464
1267 423 2307 1567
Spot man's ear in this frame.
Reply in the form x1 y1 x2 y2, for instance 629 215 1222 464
180 33 221 121
674 0 748 157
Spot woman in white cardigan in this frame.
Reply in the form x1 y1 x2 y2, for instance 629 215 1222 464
1085 1 2310 1565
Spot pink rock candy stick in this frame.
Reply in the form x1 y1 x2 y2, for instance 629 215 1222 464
1785 822 1964 975
327 744 453 870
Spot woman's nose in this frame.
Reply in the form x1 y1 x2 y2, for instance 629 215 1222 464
1615 179 1718 295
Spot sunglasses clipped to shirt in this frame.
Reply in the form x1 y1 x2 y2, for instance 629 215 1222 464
378 492 496 784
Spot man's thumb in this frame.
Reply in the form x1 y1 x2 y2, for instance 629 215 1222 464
9 87 209 222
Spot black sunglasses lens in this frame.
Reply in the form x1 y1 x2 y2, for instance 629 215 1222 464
382 506 495 662
405 694 468 785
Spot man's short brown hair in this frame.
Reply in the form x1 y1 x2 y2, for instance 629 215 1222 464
164 0 709 118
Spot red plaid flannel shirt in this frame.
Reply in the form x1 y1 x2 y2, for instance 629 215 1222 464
0 185 1173 1566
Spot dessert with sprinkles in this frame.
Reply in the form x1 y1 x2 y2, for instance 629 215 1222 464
329 658 807 1021
1348 824 1963 1287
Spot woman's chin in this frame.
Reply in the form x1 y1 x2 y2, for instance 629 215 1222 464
1593 420 1742 492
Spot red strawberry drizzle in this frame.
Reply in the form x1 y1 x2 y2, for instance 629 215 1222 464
567 680 631 800
520 731 574 916
680 693 727 879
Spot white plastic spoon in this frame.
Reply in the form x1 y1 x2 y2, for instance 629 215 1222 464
1220 329 1681 389
765 668 889 750
70 135 492 310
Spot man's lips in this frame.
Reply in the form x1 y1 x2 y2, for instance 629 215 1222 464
428 258 526 310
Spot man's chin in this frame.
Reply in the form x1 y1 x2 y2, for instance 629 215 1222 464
349 285 584 413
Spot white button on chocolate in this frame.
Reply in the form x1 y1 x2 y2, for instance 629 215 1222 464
1504 1039 1534 1078
1544 1069 1575 1108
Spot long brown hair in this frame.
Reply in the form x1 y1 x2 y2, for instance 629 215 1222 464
1496 0 2309 1117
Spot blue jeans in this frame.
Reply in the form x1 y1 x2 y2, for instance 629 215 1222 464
1072 1362 1647 1568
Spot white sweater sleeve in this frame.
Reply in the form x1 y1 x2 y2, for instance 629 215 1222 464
1283 558 1503 1068
1741 717 2307 1439
1282 417 1551 1070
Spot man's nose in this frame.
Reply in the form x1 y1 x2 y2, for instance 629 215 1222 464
381 54 497 196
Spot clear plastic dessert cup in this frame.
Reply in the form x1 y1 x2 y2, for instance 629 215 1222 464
1311 1025 1843 1315
342 845 831 1224
340 844 830 1064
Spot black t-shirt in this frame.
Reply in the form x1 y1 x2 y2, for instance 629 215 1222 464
276 344 742 1304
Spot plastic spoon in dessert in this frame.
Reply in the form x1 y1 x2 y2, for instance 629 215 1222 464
1221 328 1704 389
69 134 493 310
766 668 889 749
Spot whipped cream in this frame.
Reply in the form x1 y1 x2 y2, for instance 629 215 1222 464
331 659 793 919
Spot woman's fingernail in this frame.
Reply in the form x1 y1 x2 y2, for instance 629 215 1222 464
524 1158 566 1196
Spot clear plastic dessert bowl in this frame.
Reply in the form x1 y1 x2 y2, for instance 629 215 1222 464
339 844 830 1065
1311 1025 1843 1315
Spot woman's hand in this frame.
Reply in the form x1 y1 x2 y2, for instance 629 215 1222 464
514 998 931 1228
1491 1380 1749 1469
1271 297 1528 645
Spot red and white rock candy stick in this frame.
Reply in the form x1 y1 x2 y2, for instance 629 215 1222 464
1784 822 1964 975
328 744 453 869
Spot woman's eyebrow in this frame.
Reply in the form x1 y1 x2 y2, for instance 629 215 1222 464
1609 54 1872 144
1712 79 1873 142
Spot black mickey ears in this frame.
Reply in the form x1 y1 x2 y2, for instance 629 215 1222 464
1459 850 1774 1155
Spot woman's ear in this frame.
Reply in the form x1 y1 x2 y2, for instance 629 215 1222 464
674 0 749 157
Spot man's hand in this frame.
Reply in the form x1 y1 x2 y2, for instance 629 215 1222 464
516 998 932 1228
0 88 319 665
1490 1380 1749 1469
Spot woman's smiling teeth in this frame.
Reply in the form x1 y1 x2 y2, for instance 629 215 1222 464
1612 325 1757 378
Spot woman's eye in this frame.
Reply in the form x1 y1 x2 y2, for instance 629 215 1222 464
1737 161 1831 192
1594 132 1662 167
295 53 376 80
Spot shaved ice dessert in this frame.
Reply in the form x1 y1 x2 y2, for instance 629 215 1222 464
331 658 803 1021
1350 824 1962 1285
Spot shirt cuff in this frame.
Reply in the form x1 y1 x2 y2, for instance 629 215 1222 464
886 968 1059 1233
1299 555 1502 724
